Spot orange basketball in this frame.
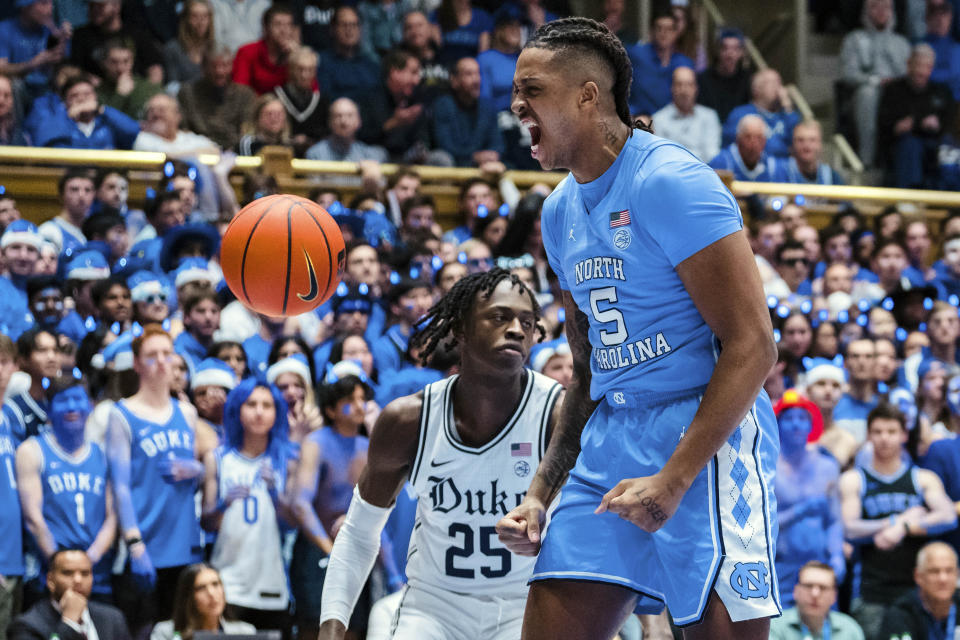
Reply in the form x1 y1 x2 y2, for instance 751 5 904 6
220 194 345 317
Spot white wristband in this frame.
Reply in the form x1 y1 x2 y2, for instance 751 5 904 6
319 486 394 628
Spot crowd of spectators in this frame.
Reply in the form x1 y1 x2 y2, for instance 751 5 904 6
7 1 960 640
0 0 910 188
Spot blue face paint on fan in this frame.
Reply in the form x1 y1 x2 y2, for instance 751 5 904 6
50 386 93 451
777 407 812 455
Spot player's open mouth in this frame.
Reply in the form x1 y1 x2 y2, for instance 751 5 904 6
521 119 541 157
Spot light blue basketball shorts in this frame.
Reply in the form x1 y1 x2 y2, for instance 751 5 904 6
531 388 781 627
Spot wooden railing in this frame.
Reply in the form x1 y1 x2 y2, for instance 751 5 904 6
0 146 564 228
1 146 956 235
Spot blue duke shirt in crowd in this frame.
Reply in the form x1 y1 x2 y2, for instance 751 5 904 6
920 438 960 553
708 143 782 182
34 432 112 594
477 48 518 113
541 130 743 401
722 105 801 158
3 390 49 445
0 413 24 579
0 16 60 98
431 8 494 65
371 324 413 375
780 157 846 185
626 44 693 116
0 275 33 340
113 399 202 568
174 330 208 376
833 393 879 443
38 217 86 257
925 33 960 101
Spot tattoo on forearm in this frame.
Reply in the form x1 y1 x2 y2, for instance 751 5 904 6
538 306 597 500
539 391 597 499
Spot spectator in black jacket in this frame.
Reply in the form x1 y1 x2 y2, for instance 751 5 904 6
9 549 131 640
359 48 446 164
696 28 752 122
878 43 955 188
274 46 329 157
71 0 164 85
879 541 960 640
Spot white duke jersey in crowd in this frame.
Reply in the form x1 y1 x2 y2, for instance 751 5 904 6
406 370 562 599
210 448 289 610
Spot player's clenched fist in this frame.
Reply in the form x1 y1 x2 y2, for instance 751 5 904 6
496 495 547 556
595 473 688 533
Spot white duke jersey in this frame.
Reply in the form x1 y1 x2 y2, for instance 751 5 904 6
210 448 289 610
540 130 744 401
406 371 562 599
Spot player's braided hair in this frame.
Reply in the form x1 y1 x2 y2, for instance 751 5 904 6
524 17 652 133
411 267 545 366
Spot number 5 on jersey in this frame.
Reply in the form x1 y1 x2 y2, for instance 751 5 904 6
590 287 627 346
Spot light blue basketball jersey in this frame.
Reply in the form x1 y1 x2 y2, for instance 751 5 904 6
36 433 108 551
0 412 24 576
540 130 744 401
115 399 202 568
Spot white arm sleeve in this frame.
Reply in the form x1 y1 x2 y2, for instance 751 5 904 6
319 486 395 628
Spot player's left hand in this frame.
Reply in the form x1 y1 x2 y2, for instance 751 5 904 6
595 473 687 532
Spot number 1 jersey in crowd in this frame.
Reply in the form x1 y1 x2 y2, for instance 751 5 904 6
35 432 108 549
541 130 744 401
406 371 562 598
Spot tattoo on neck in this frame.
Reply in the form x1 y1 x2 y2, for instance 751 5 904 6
599 119 620 148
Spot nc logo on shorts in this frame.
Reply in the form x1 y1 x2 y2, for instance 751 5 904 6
514 460 530 477
729 561 769 600
613 228 631 250
612 392 626 405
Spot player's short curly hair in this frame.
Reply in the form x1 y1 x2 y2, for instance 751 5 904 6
410 268 545 367
524 17 651 132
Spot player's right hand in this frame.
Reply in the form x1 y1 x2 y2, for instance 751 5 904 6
496 495 547 556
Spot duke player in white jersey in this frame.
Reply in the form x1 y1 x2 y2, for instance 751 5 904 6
318 269 563 640
496 18 780 640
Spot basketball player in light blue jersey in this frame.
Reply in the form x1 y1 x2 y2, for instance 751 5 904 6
16 377 116 599
106 324 204 636
495 18 780 640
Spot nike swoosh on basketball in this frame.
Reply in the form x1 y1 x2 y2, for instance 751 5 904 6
297 249 320 302
430 458 455 467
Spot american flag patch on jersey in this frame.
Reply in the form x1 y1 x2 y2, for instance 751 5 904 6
511 442 532 456
609 210 631 227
